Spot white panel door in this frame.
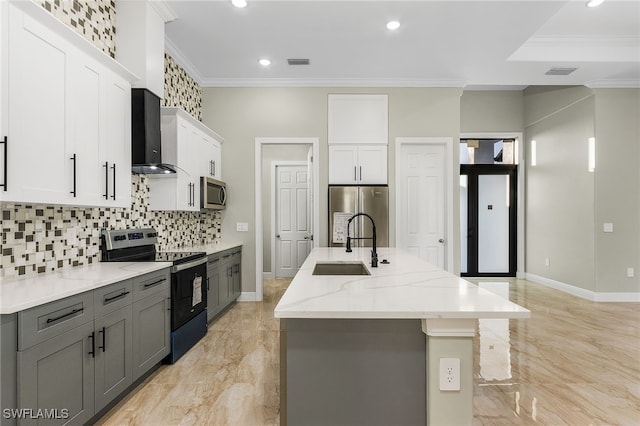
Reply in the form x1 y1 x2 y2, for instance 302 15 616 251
398 144 446 267
276 165 311 278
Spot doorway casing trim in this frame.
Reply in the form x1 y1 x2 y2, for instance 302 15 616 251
255 137 320 301
395 137 454 273
460 132 525 278
271 161 309 278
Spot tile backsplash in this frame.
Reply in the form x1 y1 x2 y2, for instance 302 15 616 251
164 53 203 121
35 0 117 58
0 175 221 278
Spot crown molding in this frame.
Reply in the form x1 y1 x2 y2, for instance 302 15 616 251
149 1 178 23
586 79 640 89
198 77 467 88
164 37 205 86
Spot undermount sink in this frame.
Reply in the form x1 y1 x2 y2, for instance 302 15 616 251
312 261 371 276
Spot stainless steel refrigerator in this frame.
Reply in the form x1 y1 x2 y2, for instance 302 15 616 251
329 186 389 248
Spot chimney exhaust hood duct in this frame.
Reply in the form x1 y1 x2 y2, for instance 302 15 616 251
131 89 176 174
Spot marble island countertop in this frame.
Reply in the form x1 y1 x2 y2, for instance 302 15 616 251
274 247 530 320
0 240 243 314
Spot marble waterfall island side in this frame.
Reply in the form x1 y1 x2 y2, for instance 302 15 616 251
274 247 530 426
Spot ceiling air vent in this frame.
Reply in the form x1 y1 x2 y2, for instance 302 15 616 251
288 58 310 66
545 67 578 76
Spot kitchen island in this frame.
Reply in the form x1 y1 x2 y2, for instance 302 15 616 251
274 247 530 426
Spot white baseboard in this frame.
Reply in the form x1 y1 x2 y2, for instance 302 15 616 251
238 292 257 302
263 272 274 279
525 273 640 302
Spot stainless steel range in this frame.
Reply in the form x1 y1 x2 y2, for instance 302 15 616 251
101 228 207 363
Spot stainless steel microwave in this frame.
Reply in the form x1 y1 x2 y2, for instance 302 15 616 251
201 177 226 210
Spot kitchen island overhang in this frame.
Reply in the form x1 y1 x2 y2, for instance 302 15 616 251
275 247 530 426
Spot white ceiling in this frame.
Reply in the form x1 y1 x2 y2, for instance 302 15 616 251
161 0 640 88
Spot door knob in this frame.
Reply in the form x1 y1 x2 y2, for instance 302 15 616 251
276 234 280 238
304 236 309 240
438 238 445 243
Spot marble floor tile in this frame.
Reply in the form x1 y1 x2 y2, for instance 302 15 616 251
97 278 640 425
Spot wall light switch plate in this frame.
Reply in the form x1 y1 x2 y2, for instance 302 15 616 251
236 222 249 232
627 268 634 278
439 358 460 391
603 223 614 233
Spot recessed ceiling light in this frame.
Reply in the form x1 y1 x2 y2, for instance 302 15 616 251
259 58 271 67
586 0 604 7
386 21 400 31
231 0 247 8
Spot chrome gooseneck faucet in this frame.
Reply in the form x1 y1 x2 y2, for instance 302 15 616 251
345 213 378 267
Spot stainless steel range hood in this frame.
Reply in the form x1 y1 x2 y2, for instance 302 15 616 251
131 88 176 174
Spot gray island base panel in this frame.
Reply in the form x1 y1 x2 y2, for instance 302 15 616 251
281 318 426 426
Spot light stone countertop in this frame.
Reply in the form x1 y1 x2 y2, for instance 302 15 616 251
0 262 172 314
0 241 243 315
179 241 242 256
274 247 530 320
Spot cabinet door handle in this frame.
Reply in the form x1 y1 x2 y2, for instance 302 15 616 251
103 161 109 199
359 166 362 181
46 308 83 324
111 163 116 200
354 166 357 181
70 154 77 197
207 277 210 291
213 160 216 176
98 326 106 352
1 136 7 191
88 331 95 358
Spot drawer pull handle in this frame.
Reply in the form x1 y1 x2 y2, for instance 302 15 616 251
143 279 166 289
46 308 83 324
104 291 130 303
208 259 220 264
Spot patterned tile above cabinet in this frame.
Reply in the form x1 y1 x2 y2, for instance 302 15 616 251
34 0 117 58
0 175 221 278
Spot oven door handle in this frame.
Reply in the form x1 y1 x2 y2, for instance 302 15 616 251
171 257 207 273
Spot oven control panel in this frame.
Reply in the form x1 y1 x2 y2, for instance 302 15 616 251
101 228 158 251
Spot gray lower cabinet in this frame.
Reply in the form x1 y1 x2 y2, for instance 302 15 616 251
1 269 170 426
206 255 222 322
94 305 133 413
17 322 95 426
131 291 170 381
206 246 241 323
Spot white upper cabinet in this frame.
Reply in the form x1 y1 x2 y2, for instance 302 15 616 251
328 145 387 185
148 108 223 211
115 1 168 99
328 94 388 145
199 131 223 180
0 1 136 207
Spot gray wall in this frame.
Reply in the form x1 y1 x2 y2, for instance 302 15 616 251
524 87 596 290
461 90 524 133
593 89 640 293
201 87 462 293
